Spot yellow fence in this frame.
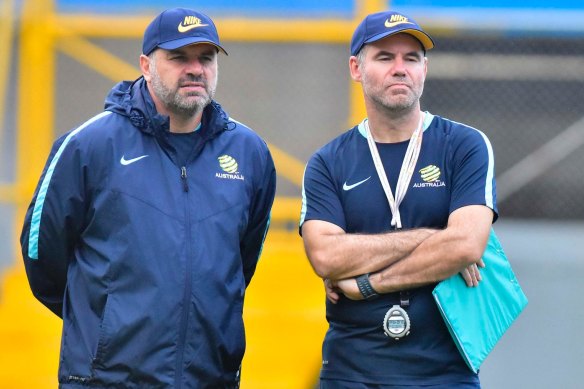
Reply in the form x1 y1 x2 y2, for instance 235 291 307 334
0 0 383 387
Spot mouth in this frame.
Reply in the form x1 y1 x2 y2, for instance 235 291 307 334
387 83 411 94
389 82 410 89
180 82 206 93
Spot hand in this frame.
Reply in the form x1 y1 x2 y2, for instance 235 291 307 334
323 278 340 304
331 278 363 301
459 258 485 287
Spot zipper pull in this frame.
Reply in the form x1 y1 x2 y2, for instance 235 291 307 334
181 166 189 192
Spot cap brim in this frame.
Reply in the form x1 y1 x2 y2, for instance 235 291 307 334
158 37 228 55
365 28 434 51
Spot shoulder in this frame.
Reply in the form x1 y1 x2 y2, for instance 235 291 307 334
225 117 270 152
430 114 491 144
427 114 494 158
221 117 275 180
68 108 136 141
52 110 144 175
54 111 119 152
309 125 361 164
426 116 496 185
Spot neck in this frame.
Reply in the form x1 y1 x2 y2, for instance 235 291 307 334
169 112 203 134
367 108 423 143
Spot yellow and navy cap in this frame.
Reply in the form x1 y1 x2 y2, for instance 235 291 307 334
350 11 434 56
142 8 228 56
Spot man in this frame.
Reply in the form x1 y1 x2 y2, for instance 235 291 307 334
21 8 276 388
300 11 497 388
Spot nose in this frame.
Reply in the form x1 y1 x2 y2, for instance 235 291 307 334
185 58 204 77
391 56 407 76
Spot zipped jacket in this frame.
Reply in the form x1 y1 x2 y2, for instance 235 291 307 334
20 77 276 388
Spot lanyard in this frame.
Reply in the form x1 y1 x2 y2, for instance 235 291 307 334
364 113 425 229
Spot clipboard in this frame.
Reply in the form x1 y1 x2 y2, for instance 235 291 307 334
432 228 528 373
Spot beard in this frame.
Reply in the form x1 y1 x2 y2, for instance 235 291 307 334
150 64 217 118
362 74 422 114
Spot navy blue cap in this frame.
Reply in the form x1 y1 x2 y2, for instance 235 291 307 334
142 8 227 56
350 11 434 56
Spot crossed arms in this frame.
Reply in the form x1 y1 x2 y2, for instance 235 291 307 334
301 204 493 301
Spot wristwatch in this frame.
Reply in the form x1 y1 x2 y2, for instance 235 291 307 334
356 273 379 300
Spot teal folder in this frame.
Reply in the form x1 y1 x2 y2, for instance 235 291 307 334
432 229 528 373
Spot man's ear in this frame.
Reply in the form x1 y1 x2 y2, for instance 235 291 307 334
139 54 152 82
349 56 362 82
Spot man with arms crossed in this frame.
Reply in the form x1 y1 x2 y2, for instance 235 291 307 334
300 11 497 388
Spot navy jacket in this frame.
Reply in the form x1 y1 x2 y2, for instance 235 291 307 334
20 77 276 388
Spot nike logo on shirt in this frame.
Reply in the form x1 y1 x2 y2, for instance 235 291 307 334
343 176 371 191
120 155 149 165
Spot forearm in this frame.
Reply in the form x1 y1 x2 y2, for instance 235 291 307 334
370 207 492 293
303 222 437 280
22 265 65 317
21 231 68 317
369 231 469 293
20 185 76 316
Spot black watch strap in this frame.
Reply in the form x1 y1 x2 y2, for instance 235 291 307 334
356 273 379 300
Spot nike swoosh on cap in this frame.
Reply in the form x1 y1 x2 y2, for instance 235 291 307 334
343 176 371 191
177 22 209 33
120 155 149 165
385 20 415 28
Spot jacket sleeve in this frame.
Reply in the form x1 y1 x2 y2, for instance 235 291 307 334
20 133 87 317
240 148 276 287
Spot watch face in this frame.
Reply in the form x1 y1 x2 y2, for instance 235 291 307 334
387 315 406 334
383 305 411 339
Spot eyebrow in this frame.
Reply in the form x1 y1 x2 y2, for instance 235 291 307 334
374 50 423 58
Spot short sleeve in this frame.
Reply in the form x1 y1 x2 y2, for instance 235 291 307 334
449 128 498 221
299 152 347 234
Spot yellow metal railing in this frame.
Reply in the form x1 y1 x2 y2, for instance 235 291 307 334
16 0 57 210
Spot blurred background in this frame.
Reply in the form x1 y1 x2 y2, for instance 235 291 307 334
1 0 583 388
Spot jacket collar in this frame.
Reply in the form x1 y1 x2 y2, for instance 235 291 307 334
104 76 230 140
